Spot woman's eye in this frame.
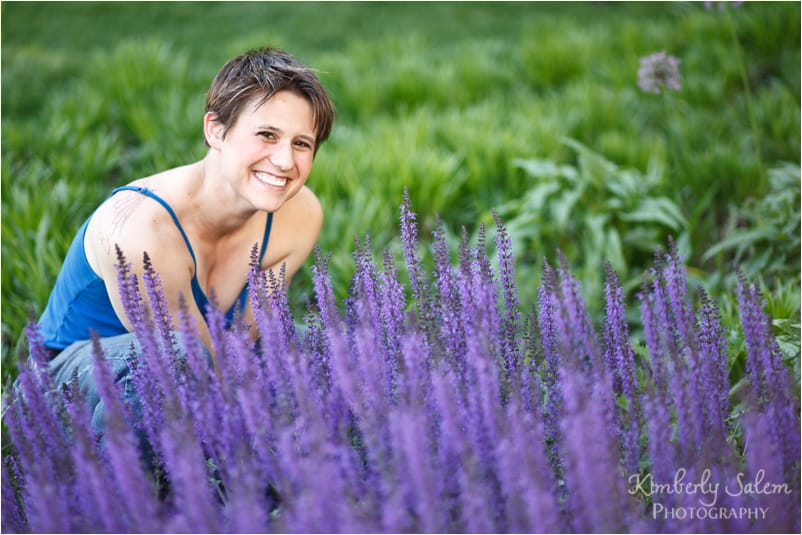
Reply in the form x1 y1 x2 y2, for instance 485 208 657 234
258 131 276 140
295 140 313 150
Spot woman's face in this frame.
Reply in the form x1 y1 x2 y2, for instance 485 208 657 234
212 89 317 213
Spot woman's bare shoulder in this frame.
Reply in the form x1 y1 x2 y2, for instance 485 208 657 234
262 186 323 276
86 185 193 278
281 186 323 241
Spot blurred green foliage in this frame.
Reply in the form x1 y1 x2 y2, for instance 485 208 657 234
2 2 799 383
492 138 688 310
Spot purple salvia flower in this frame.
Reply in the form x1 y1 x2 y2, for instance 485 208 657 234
174 297 235 467
218 437 270 534
723 462 758 533
350 235 384 348
603 263 638 400
329 324 392 503
124 346 166 459
538 263 560 381
266 261 302 350
175 293 213 390
249 270 298 420
474 221 494 285
89 333 160 531
234 381 280 490
555 252 603 374
458 267 506 529
741 408 800 533
2 455 27 533
207 337 255 466
737 276 766 399
432 215 466 360
114 244 145 331
736 272 801 482
663 243 695 353
311 245 338 338
638 50 682 94
302 296 333 393
430 362 482 531
61 369 124 533
10 335 72 483
458 225 472 280
250 281 292 394
6 367 74 532
378 248 405 394
643 257 689 443
400 187 425 304
492 210 521 384
518 308 542 414
649 247 705 463
141 251 181 364
114 248 176 452
537 263 564 474
13 191 802 532
274 411 355 532
457 454 496 533
206 288 232 375
639 270 667 390
603 262 641 475
398 329 431 410
142 250 204 414
158 418 221 533
641 385 677 496
389 408 440 532
353 319 392 429
221 313 256 387
281 344 327 434
697 287 730 443
559 365 633 533
381 481 411 533
23 311 54 371
451 251 477 380
494 401 562 533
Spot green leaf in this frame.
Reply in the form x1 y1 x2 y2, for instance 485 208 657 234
562 137 617 188
620 197 687 231
552 185 584 231
514 158 577 180
702 227 778 261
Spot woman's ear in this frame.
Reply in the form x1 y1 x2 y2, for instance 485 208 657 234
203 112 225 149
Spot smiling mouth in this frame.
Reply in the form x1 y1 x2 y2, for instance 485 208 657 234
254 170 288 188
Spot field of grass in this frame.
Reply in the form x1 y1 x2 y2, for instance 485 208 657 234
2 1 799 383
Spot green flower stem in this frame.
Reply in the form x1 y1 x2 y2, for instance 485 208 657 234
725 6 766 183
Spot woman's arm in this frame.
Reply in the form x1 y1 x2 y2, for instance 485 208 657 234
86 193 216 365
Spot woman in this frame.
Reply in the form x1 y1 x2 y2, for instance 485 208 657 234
35 47 335 424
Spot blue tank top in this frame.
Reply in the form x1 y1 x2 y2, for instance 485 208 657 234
38 186 273 350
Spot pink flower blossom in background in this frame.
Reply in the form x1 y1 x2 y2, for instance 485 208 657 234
637 51 682 94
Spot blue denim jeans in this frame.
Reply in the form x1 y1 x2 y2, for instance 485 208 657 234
48 332 143 435
46 332 215 469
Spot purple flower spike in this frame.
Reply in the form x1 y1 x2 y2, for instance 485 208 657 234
6 190 801 533
638 50 682 94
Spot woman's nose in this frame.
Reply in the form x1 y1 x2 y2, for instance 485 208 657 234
268 143 293 171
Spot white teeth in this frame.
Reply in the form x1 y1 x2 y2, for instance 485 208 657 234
254 171 287 187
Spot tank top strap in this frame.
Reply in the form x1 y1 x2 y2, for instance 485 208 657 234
259 212 274 264
111 186 198 270
111 186 274 326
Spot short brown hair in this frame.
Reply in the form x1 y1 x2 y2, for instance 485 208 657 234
205 47 335 151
